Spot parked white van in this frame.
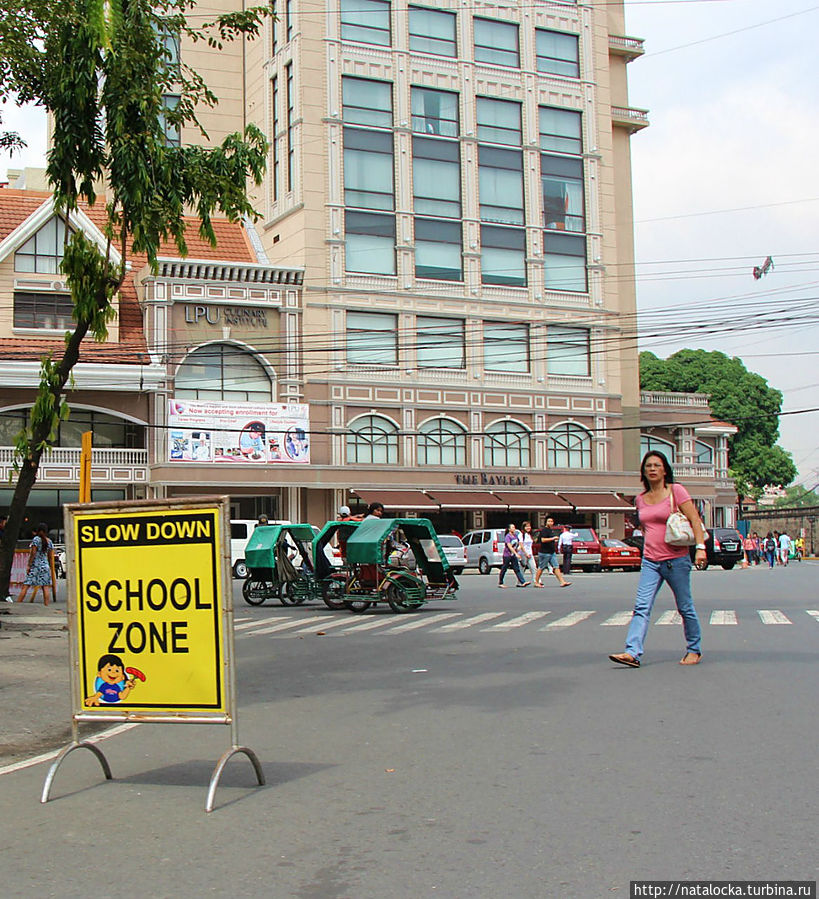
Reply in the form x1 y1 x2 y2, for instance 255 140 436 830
230 519 290 578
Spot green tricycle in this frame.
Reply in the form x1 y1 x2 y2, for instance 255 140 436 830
242 523 322 606
336 517 459 613
312 519 363 610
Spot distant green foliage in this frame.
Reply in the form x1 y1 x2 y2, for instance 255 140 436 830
773 485 819 508
639 349 797 494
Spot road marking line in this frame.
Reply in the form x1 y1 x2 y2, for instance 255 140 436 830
252 615 329 634
807 610 819 622
235 617 287 631
710 610 738 625
385 612 462 633
483 611 551 630
234 616 253 623
758 609 792 625
542 610 595 629
600 611 633 627
290 616 363 635
337 615 407 632
656 610 682 625
438 611 505 631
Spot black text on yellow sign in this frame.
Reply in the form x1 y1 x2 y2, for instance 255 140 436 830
76 510 225 713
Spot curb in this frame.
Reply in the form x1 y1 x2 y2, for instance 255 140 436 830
0 609 68 632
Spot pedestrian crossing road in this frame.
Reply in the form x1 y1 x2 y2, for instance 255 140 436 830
233 608 819 638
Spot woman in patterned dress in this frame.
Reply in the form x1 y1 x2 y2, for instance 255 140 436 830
16 523 56 605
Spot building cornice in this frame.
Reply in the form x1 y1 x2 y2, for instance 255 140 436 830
0 360 165 391
143 257 304 285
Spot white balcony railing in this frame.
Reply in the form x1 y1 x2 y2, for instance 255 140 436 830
640 391 710 408
0 446 149 485
673 463 716 479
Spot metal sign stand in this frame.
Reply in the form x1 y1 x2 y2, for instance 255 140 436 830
40 496 265 812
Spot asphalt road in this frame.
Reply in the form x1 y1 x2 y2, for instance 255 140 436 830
2 563 817 898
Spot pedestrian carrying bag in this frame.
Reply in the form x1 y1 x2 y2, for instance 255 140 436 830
665 486 696 546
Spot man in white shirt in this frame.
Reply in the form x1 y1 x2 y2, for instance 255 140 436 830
557 527 580 575
778 532 791 566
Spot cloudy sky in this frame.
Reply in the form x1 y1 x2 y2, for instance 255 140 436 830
2 0 818 485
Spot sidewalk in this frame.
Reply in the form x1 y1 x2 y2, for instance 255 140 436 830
0 593 73 766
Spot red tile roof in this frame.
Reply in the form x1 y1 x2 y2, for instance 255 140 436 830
0 190 257 365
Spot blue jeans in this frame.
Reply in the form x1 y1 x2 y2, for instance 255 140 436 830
624 556 701 660
498 555 526 585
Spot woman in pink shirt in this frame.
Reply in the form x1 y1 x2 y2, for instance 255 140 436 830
609 452 707 669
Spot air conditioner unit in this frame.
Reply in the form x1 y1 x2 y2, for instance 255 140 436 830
52 280 67 292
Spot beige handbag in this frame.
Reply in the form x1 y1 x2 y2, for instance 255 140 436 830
665 486 696 546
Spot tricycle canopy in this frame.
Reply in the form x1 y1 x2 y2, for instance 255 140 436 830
344 517 449 581
244 523 315 576
313 519 361 580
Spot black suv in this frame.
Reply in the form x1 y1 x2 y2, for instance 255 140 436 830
690 528 743 570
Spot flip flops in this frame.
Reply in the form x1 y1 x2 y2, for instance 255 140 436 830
679 652 702 666
609 652 640 668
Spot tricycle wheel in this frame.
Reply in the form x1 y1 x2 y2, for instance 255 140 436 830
279 583 307 606
322 578 347 610
242 579 269 606
386 583 416 613
344 600 372 613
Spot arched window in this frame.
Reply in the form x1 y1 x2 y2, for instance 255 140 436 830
484 419 530 468
694 440 713 465
640 434 676 464
418 418 466 466
346 415 399 464
0 407 144 449
175 344 273 402
548 422 592 469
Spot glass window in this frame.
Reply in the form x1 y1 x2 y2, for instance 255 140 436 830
536 29 579 78
695 440 714 465
484 420 530 467
271 75 279 201
477 98 522 146
474 18 519 68
156 24 180 75
542 155 584 233
2 409 143 450
0 409 26 446
13 292 74 330
346 311 398 365
409 6 456 57
346 415 399 464
341 0 391 46
175 344 273 402
484 322 529 373
641 435 677 464
14 217 70 274
548 422 592 469
539 106 582 155
343 77 392 128
411 87 459 137
413 137 460 218
481 226 526 287
159 94 181 147
544 233 586 292
415 218 462 281
344 128 395 211
417 418 466 466
416 316 464 368
285 63 294 191
479 146 524 225
345 211 396 274
547 326 590 376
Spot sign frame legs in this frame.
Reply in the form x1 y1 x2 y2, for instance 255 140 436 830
41 720 113 804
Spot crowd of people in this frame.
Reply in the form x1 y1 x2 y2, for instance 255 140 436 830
497 518 574 589
741 530 802 568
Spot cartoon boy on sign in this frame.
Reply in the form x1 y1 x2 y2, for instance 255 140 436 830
85 654 146 706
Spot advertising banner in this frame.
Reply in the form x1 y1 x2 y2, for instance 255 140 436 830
167 398 310 464
71 502 229 720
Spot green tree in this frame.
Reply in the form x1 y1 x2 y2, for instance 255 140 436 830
774 484 819 508
0 0 270 600
639 349 796 495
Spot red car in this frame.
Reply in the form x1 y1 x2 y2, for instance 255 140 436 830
600 538 642 571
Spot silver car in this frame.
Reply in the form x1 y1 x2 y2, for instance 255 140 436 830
437 534 466 574
462 529 507 575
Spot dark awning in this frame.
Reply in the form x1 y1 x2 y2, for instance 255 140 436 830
426 491 509 511
350 490 440 512
558 492 635 512
495 492 573 511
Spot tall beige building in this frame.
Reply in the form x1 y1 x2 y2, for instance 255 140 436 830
171 0 650 532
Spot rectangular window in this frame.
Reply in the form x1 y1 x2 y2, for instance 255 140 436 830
156 25 180 76
484 322 529 372
536 29 579 78
271 0 278 54
539 106 582 155
344 128 394 210
544 233 586 292
479 146 524 225
285 0 293 41
417 316 465 368
415 218 462 281
14 292 74 330
345 211 396 275
547 326 590 376
541 155 584 232
341 0 391 46
413 137 460 218
409 6 456 57
285 63 294 191
159 94 181 147
477 97 521 146
411 87 459 138
343 77 392 128
346 311 398 365
481 226 526 287
271 76 279 201
474 18 519 68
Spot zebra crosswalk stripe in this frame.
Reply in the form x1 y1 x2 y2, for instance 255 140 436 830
483 611 551 631
336 615 404 632
806 610 819 623
252 615 329 635
710 610 737 625
385 612 462 633
758 609 792 625
438 611 505 631
656 610 682 626
600 611 633 627
290 616 362 635
543 610 595 629
235 617 287 631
